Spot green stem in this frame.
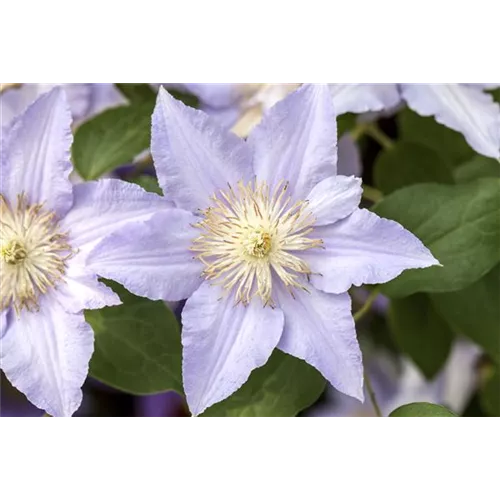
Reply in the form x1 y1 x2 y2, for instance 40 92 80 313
362 184 383 204
353 287 380 322
353 287 384 417
365 123 394 150
364 371 383 417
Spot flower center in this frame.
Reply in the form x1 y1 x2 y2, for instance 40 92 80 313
191 180 323 307
0 193 73 315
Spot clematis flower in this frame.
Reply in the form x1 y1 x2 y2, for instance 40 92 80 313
87 84 438 416
0 88 170 416
307 341 481 417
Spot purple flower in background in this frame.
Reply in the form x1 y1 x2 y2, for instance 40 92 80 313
88 84 438 416
329 83 500 159
307 341 480 417
0 83 126 128
186 83 500 159
0 88 170 416
183 83 362 176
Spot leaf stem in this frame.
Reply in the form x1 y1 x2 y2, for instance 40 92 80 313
353 287 380 323
365 123 394 150
353 287 384 417
364 371 383 417
362 184 383 203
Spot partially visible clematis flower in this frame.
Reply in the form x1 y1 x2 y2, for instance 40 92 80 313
87 84 438 416
328 83 500 159
186 83 500 159
0 88 170 416
0 83 126 128
183 83 362 176
307 341 481 417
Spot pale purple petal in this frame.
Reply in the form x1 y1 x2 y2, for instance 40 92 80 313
202 105 240 130
53 265 121 314
275 283 363 400
463 83 500 91
151 87 253 211
87 209 204 301
2 87 74 217
329 84 401 116
61 179 171 256
182 283 284 416
338 133 363 176
0 297 94 417
84 83 127 120
183 83 242 108
307 175 362 226
249 84 337 199
305 208 439 294
401 83 500 158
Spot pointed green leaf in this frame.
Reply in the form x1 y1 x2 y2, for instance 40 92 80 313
87 283 182 395
431 265 500 363
453 155 500 184
201 350 325 417
72 101 154 180
374 179 500 297
390 402 457 417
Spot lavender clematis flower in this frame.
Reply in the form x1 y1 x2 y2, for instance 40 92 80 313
88 84 438 416
0 88 170 416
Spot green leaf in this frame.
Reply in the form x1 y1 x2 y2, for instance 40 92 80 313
390 402 457 417
480 368 500 417
87 282 182 395
164 87 200 109
453 155 500 184
129 175 163 195
398 108 474 167
201 350 325 417
73 102 154 180
389 294 454 379
115 83 157 105
431 265 500 363
374 142 454 195
374 179 500 297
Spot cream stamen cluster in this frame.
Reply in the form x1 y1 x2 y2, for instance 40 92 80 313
191 180 323 306
0 193 73 315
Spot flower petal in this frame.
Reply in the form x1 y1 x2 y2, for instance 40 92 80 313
307 175 362 226
338 133 363 176
54 265 121 314
305 208 439 294
0 297 94 417
182 283 284 416
401 83 500 158
87 209 204 301
464 83 500 91
275 283 363 400
183 83 243 108
61 179 171 256
151 87 253 211
249 84 337 200
2 87 74 217
329 84 401 115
